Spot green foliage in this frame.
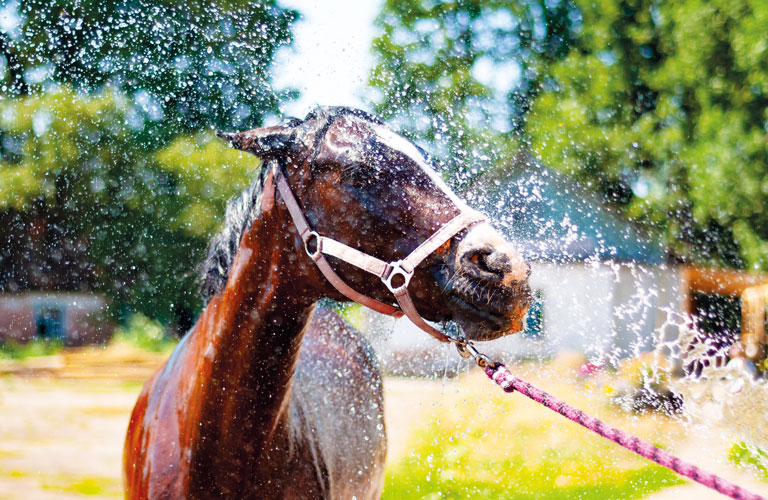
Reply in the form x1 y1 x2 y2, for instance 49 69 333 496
527 0 768 268
1 0 297 140
369 0 576 179
371 0 768 270
0 88 260 327
0 89 134 211
729 441 768 481
0 338 63 360
113 314 177 353
155 133 261 238
0 0 294 326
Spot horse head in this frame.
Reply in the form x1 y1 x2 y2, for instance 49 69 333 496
218 106 531 341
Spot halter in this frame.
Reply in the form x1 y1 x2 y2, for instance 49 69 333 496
272 164 485 343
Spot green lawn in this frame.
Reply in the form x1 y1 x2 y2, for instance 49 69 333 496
383 368 683 500
729 442 768 483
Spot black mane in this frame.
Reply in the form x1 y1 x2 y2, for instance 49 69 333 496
198 176 265 301
198 106 382 301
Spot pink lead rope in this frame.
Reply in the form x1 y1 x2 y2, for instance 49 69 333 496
483 362 767 500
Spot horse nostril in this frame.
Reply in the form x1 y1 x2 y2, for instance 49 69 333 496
469 251 494 274
463 249 504 277
462 248 529 282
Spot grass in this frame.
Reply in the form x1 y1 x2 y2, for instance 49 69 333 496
0 375 134 499
383 367 683 500
111 314 177 354
0 338 63 360
729 441 768 482
0 467 122 498
40 475 122 497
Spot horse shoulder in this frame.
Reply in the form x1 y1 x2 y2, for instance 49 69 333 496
289 307 386 500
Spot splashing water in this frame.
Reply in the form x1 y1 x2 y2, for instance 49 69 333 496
672 328 768 451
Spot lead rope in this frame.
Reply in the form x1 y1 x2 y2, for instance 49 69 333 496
449 337 767 500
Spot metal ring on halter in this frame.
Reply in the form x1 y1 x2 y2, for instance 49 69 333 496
382 261 413 294
304 231 321 259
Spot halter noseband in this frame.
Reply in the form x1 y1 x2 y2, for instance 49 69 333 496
272 164 484 343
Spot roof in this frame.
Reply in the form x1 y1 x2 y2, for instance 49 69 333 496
469 162 666 264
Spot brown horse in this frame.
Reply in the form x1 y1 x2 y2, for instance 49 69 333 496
123 107 531 499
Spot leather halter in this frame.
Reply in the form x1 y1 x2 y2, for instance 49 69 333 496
273 165 485 343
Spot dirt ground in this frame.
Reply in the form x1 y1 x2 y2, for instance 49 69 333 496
0 347 765 499
0 377 134 499
0 346 452 500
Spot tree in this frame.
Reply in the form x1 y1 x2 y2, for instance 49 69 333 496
0 88 259 329
369 0 576 183
0 1 295 329
371 0 768 270
1 0 297 143
526 0 768 269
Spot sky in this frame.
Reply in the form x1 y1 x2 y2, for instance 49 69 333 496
271 0 384 119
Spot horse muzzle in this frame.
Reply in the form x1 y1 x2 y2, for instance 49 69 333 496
442 222 532 341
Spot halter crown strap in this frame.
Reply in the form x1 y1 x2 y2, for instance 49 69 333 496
274 168 484 342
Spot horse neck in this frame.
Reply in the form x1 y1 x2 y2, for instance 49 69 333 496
189 202 320 461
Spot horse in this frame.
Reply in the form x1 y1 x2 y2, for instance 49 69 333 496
123 106 532 499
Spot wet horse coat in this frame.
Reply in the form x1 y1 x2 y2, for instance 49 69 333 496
124 107 531 499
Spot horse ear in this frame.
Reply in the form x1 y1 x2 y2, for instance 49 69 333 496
216 125 295 158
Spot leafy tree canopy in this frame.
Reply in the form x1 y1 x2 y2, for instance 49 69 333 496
371 0 768 270
527 0 768 269
370 0 576 180
0 88 259 329
1 0 296 143
0 0 293 329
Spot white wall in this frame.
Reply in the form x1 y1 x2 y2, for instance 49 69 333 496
364 262 684 371
607 263 682 361
485 261 616 360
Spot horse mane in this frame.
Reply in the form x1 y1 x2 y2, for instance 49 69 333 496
198 106 383 301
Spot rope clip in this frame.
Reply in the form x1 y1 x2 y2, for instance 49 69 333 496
451 336 498 369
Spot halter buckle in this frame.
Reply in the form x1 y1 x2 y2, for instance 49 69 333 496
304 231 321 259
382 261 413 294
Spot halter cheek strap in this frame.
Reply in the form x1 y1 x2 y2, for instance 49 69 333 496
273 166 485 343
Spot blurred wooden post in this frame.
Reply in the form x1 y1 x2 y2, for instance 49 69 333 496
680 266 692 315
741 284 768 361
